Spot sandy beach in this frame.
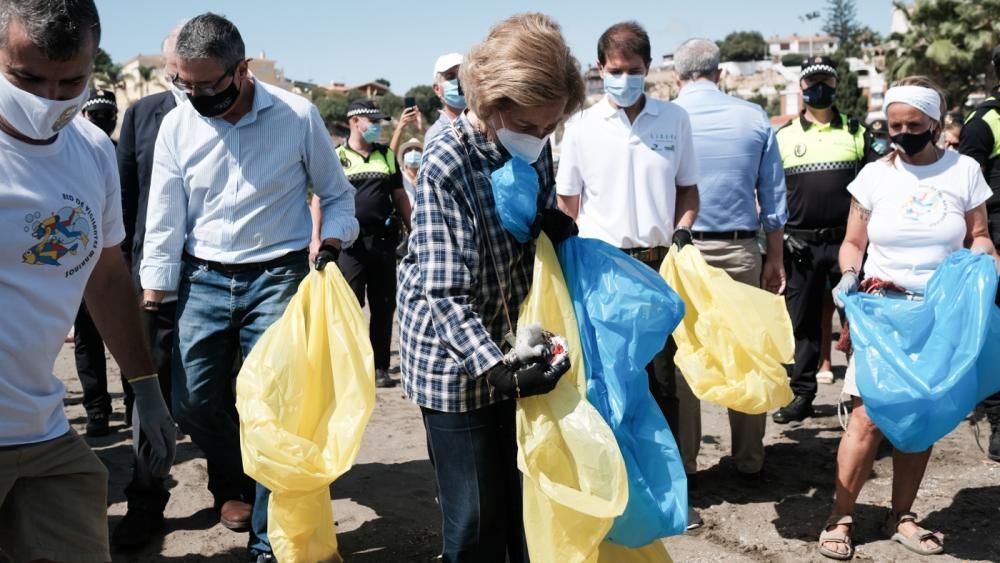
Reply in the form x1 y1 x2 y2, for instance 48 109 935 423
56 326 1000 562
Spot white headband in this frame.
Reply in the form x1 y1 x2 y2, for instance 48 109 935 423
883 85 941 122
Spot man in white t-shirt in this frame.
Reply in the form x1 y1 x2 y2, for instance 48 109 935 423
556 19 701 524
0 1 175 560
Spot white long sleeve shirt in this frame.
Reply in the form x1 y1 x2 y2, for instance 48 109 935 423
140 80 358 291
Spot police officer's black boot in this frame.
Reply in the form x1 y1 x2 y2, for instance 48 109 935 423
773 395 814 424
988 410 1000 462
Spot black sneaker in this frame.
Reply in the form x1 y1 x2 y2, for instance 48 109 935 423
772 396 814 424
111 503 165 549
988 412 1000 462
85 412 110 437
375 368 396 388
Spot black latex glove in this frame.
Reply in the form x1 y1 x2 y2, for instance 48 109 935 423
314 244 341 271
672 227 693 249
531 208 578 244
783 235 812 264
485 354 570 399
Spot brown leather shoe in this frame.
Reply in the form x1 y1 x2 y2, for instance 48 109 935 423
219 500 251 532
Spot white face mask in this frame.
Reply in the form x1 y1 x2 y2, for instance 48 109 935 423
494 114 549 163
0 70 88 140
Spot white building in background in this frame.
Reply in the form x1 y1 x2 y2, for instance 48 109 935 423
768 33 839 59
104 51 291 110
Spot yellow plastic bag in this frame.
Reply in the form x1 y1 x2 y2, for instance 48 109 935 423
659 246 794 414
237 268 375 563
599 539 674 563
516 234 629 563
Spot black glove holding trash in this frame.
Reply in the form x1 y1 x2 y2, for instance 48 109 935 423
530 208 578 244
314 244 340 271
486 324 570 399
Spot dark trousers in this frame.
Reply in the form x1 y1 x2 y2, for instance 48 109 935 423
337 232 397 370
421 401 528 563
74 303 132 416
125 302 177 514
784 240 842 401
983 212 1000 415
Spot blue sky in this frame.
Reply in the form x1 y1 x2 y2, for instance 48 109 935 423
96 0 896 93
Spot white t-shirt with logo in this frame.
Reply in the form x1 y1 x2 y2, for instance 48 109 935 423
0 117 125 445
849 150 991 293
556 95 699 248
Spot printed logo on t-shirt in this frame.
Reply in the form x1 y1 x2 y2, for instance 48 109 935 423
21 193 99 276
648 132 677 152
902 186 947 225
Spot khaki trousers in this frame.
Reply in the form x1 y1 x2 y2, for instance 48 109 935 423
676 238 767 475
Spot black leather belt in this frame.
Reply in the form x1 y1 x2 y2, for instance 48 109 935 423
691 230 756 241
183 248 307 274
785 227 846 243
622 246 669 264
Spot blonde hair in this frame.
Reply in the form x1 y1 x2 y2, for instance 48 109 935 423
460 13 585 123
885 75 947 163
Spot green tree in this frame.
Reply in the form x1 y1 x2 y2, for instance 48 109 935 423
94 48 115 77
823 0 858 49
831 52 869 121
311 90 351 133
717 31 768 62
888 0 1000 110
374 77 391 88
747 92 782 117
137 64 156 97
781 53 805 67
405 84 442 125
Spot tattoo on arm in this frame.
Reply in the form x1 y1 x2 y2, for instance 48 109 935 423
850 197 871 223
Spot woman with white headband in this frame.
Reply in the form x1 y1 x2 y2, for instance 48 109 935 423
817 76 996 560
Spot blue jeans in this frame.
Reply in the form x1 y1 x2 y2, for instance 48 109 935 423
421 400 528 563
172 252 308 555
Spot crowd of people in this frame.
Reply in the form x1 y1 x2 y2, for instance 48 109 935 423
2 0 999 561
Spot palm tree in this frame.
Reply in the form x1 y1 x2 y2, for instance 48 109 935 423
95 63 130 105
137 65 156 98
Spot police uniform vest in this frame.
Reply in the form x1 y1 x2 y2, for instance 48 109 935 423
964 96 1000 203
776 110 868 230
336 142 400 233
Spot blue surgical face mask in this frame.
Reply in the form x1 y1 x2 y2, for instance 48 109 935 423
362 121 381 142
442 78 466 109
490 157 540 243
404 150 422 167
604 72 645 108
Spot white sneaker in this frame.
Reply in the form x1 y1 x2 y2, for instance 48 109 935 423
686 506 703 530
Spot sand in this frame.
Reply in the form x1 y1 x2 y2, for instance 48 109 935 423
53 328 1000 562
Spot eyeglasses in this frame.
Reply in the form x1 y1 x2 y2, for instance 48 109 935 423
170 68 235 96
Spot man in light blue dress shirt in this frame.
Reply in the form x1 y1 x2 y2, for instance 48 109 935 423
138 14 358 562
673 38 788 484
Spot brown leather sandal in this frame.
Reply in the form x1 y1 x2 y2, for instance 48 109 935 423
818 514 854 560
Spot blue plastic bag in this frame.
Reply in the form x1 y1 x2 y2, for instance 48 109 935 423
490 157 538 243
558 237 689 546
841 250 1000 453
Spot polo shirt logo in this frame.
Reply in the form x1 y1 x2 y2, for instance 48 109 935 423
794 143 807 158
340 157 351 169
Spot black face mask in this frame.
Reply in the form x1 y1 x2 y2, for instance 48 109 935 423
802 82 836 109
188 78 240 118
890 128 935 156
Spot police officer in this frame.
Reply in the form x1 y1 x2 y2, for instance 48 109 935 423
336 99 412 388
773 56 875 424
958 45 1000 461
74 88 121 437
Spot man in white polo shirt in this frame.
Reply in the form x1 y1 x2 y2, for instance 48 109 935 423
557 20 699 474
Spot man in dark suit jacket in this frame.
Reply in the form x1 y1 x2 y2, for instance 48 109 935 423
111 33 186 550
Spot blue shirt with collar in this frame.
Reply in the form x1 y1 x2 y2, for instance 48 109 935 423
673 80 787 232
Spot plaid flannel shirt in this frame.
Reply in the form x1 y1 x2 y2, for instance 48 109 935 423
397 115 556 412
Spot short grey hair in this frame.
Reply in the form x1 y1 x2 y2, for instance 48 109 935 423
675 38 720 81
175 13 244 71
0 0 101 61
161 21 186 55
